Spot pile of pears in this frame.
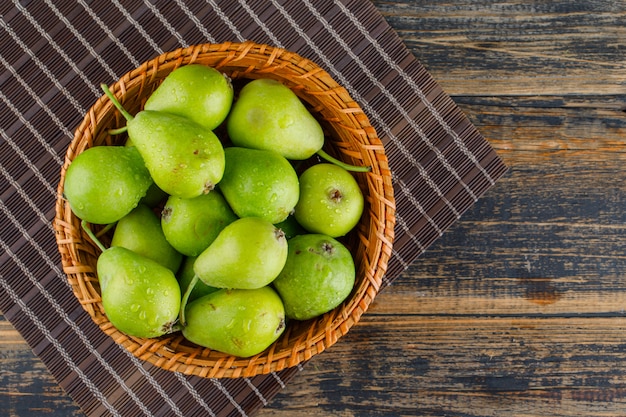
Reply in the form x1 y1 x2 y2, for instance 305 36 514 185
64 64 369 358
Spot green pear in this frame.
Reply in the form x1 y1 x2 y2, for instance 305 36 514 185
176 256 219 303
101 84 225 199
124 138 169 207
181 287 285 357
97 246 181 338
161 191 238 257
128 111 225 198
144 64 234 131
274 214 306 240
63 145 152 225
139 182 169 208
193 217 288 289
218 147 299 224
226 78 324 160
272 233 355 320
111 204 183 273
294 163 364 237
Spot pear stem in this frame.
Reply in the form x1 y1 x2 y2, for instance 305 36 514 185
179 274 200 327
168 323 183 333
101 83 134 122
81 220 107 253
94 222 116 238
316 149 372 172
108 126 128 136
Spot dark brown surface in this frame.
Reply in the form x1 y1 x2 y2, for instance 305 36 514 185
6 0 623 416
0 0 505 416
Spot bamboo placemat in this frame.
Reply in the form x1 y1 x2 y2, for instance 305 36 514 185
0 1 507 416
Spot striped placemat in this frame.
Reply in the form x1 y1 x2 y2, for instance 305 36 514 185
0 1 507 416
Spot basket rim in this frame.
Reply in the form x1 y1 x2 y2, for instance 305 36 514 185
53 40 396 378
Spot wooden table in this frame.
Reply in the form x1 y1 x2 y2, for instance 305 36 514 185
3 1 626 415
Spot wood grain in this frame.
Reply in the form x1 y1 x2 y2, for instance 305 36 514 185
255 1 626 416
0 315 83 416
258 316 626 416
379 1 626 96
3 1 626 416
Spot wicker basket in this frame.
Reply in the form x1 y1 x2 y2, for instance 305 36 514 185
54 41 395 378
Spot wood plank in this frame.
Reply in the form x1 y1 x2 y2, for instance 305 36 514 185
380 168 626 315
375 0 626 95
457 95 626 163
0 315 83 416
257 316 626 417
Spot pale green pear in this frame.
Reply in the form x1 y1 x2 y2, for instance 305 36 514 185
161 191 238 257
111 204 183 273
193 217 288 289
144 64 233 131
97 246 181 338
218 147 299 224
182 287 285 357
63 145 152 225
128 110 225 198
226 78 324 160
294 163 364 237
273 233 355 320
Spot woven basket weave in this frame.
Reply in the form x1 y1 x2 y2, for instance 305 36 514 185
54 41 395 378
